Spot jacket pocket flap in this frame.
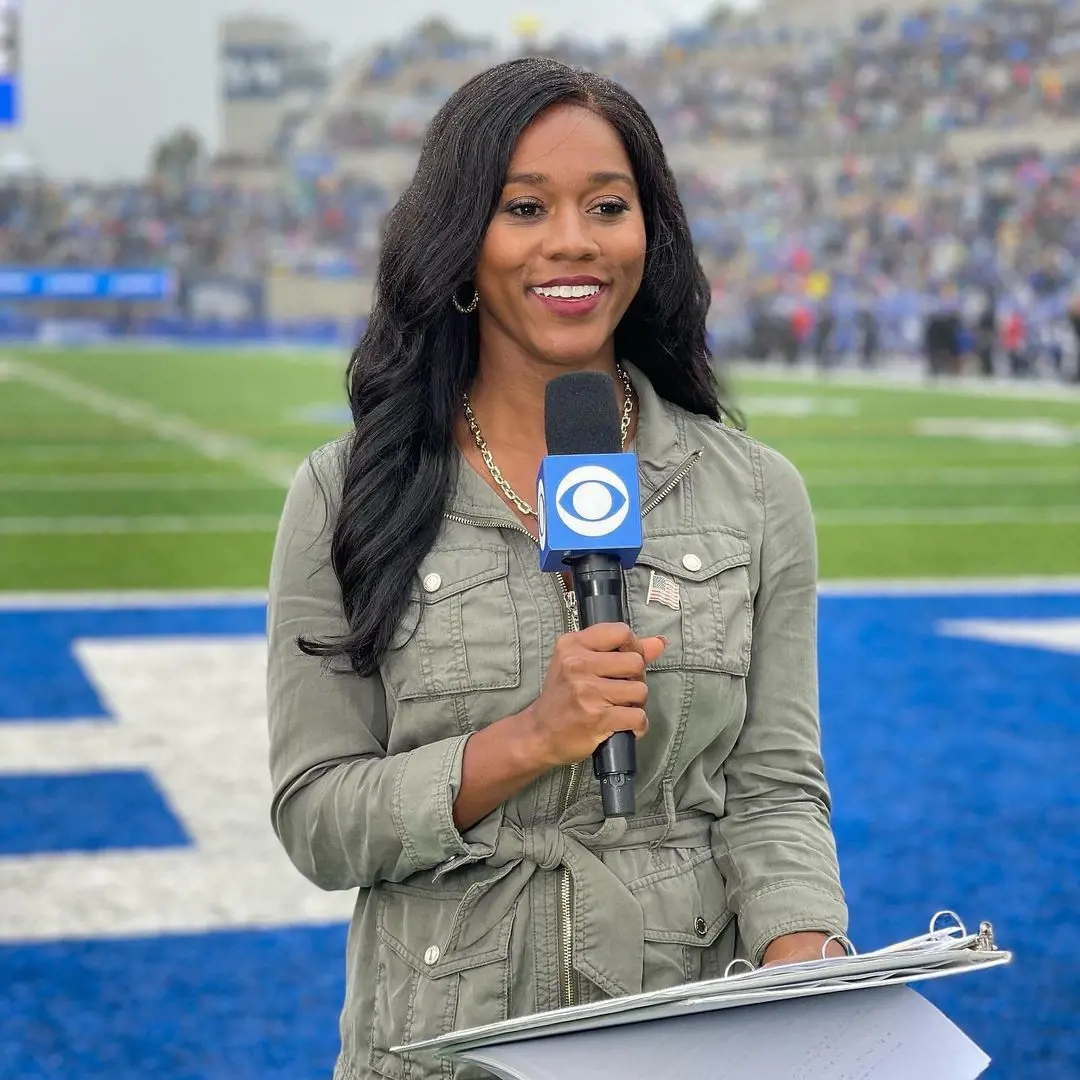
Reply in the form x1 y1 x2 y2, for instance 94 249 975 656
635 528 751 583
376 883 513 979
410 546 509 604
630 851 732 947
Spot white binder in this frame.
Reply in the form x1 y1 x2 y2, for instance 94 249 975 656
395 911 1011 1080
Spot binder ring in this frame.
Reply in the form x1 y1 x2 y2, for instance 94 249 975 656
821 933 857 959
929 910 967 938
724 958 756 978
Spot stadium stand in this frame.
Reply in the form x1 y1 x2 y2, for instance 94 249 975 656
1 0 1080 377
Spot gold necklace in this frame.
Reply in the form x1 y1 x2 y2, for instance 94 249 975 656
463 364 635 518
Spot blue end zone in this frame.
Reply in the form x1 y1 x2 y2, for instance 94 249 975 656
819 591 1079 1076
0 590 1076 1078
0 925 348 1080
0 772 191 855
0 605 266 721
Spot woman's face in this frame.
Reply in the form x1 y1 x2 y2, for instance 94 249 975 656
474 104 647 369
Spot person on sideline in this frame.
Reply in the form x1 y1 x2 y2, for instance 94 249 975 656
266 57 848 1080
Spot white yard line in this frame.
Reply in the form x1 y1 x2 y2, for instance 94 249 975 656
819 576 1080 595
0 473 273 492
0 589 269 609
18 345 1080 397
0 514 281 535
14 506 1072 535
4 443 195 463
17 341 343 362
804 466 1080 487
3 577 1080 609
4 357 298 487
815 505 1080 526
2 502 1078 537
733 360 1080 402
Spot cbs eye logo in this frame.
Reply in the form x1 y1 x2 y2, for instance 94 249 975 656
553 465 630 537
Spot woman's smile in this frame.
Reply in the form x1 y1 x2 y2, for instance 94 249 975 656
528 276 609 317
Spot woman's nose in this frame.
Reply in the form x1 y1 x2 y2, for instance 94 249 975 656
540 208 601 261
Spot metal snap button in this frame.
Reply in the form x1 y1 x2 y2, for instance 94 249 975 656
424 945 441 965
694 917 708 936
422 573 442 593
682 554 703 573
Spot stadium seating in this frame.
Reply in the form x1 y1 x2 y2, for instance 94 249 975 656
1 0 1080 375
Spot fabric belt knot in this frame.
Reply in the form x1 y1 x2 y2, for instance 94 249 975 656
521 823 565 871
445 804 714 1001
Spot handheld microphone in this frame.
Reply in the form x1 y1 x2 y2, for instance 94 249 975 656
537 371 643 818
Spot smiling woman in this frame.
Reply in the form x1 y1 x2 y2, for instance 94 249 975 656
475 114 646 360
265 56 849 1080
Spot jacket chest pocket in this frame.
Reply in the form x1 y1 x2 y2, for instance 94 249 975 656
626 529 753 677
369 884 514 1080
383 545 522 702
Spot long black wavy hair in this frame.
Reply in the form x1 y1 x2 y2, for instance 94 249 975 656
301 56 726 677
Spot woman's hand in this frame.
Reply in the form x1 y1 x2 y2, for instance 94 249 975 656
761 931 849 968
452 623 665 831
522 622 668 769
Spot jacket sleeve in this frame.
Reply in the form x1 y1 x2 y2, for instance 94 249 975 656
712 443 848 964
266 443 499 891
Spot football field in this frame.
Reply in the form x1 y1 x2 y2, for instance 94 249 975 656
1 345 1080 588
1 346 1078 1079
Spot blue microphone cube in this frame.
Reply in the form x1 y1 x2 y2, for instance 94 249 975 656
536 452 643 572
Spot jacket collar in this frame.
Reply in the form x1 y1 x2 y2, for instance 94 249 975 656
622 360 698 495
446 360 696 519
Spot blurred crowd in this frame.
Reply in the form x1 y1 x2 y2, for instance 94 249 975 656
2 0 1080 376
696 145 1080 377
657 0 1080 146
329 0 1080 150
0 175 391 279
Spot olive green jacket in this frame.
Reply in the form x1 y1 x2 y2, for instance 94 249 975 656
266 363 847 1080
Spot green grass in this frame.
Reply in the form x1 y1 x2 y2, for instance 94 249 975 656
2 346 1079 591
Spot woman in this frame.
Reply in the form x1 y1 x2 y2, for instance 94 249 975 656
267 57 848 1080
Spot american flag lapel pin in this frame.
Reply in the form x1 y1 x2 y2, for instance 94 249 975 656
646 570 681 611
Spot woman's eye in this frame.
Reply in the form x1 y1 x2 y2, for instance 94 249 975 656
506 201 544 218
593 199 630 216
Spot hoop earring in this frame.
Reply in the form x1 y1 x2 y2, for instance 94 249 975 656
453 286 479 314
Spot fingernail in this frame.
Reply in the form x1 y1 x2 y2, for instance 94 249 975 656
659 635 670 647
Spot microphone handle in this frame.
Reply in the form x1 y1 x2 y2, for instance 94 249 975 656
566 552 637 818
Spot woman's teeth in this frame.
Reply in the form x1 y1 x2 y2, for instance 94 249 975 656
532 284 601 299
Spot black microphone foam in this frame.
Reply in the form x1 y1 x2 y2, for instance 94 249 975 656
544 371 622 456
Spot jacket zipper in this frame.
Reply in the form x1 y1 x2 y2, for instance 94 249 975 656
556 586 580 1009
442 447 702 1009
640 450 701 515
